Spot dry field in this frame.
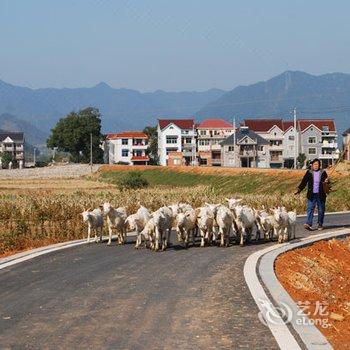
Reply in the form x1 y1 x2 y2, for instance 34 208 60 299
275 238 350 349
0 163 349 257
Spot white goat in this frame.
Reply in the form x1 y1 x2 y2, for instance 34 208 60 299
196 207 215 247
271 207 290 243
232 205 256 246
176 209 197 248
216 205 234 247
287 210 297 241
153 206 173 251
81 208 104 243
254 208 272 241
126 205 151 249
103 202 127 245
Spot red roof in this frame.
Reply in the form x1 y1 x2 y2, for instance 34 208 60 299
298 119 336 132
282 121 294 131
106 131 148 140
131 156 150 161
158 119 194 130
243 119 284 132
197 119 233 129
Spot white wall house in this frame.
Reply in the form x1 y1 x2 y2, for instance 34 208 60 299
106 131 149 165
244 118 339 168
196 119 233 166
0 132 25 164
243 119 285 168
298 119 339 167
157 119 196 166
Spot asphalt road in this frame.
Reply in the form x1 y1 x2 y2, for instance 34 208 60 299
0 213 349 350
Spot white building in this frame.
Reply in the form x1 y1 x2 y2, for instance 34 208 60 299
298 119 339 167
243 119 285 168
196 119 233 166
0 132 25 164
157 119 196 166
105 131 149 165
243 118 339 168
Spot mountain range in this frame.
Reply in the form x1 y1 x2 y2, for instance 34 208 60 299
196 71 350 134
0 79 224 135
0 71 349 146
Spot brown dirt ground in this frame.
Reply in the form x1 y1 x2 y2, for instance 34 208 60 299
275 238 350 349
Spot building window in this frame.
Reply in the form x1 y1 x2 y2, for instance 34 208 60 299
308 148 316 155
183 130 189 134
258 146 264 151
121 149 129 157
166 136 178 144
121 138 128 145
166 148 178 155
308 137 316 144
200 130 206 136
213 130 220 136
228 146 235 152
288 135 295 141
185 137 192 144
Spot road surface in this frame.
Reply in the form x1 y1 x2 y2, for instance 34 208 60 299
0 214 349 349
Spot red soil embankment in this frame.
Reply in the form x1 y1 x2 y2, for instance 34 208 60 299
275 238 350 349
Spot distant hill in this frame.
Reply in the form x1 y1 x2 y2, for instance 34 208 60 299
0 80 225 133
0 113 48 145
196 71 350 134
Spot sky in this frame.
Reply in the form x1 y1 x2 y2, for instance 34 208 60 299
1 0 350 92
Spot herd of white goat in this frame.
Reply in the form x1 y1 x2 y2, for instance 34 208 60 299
81 199 297 251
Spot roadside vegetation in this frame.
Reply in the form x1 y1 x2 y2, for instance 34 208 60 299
0 164 349 256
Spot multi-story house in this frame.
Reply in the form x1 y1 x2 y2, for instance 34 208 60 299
221 126 269 167
343 128 350 161
243 119 285 168
105 131 149 165
298 119 338 167
196 119 233 166
0 132 25 163
157 119 196 166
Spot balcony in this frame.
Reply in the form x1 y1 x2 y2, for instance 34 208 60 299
211 158 222 165
269 144 283 150
239 150 257 157
270 155 284 163
182 142 196 149
321 142 338 148
319 153 340 159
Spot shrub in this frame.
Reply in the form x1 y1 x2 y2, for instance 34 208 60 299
118 171 149 190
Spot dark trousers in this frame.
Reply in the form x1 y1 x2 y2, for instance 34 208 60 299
306 193 326 226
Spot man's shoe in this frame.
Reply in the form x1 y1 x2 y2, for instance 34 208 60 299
304 223 313 231
317 225 324 231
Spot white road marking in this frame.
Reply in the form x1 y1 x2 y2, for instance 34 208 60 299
244 229 350 350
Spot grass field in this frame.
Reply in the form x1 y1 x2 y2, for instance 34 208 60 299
0 164 349 256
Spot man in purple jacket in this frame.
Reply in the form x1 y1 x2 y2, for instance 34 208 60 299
295 158 329 231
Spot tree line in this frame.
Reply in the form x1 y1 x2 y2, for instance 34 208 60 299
46 107 158 164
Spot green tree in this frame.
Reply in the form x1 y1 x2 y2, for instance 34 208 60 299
297 153 307 168
0 152 14 168
143 126 158 165
47 107 104 163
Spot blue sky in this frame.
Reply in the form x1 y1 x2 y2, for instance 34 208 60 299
1 0 350 91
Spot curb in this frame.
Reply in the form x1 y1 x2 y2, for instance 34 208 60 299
244 229 350 350
0 233 137 270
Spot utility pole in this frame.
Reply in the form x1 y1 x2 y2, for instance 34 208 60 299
233 117 236 167
90 133 93 173
33 147 36 167
293 107 297 169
